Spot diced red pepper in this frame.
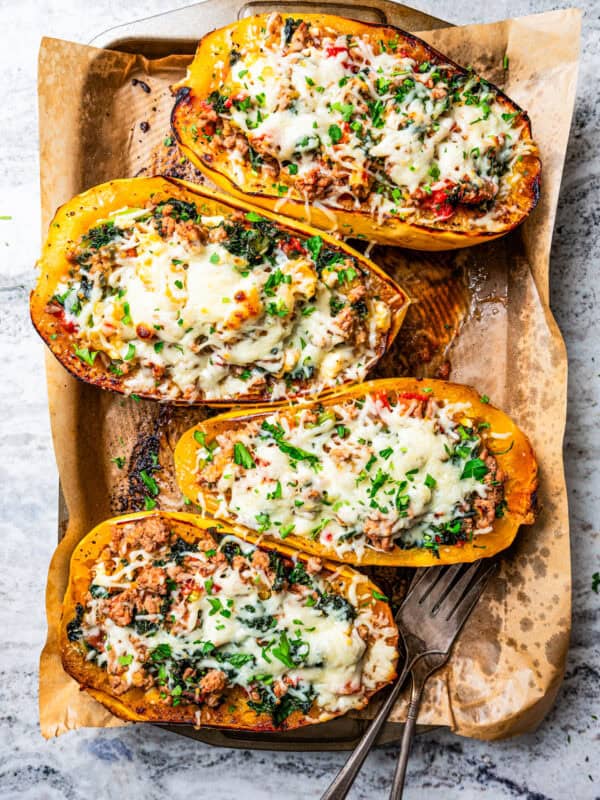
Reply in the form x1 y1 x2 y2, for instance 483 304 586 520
398 392 430 402
326 46 348 57
420 185 456 221
49 306 78 334
282 236 307 257
373 390 392 410
454 540 465 548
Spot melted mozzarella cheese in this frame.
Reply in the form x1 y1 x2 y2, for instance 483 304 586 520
219 20 532 227
56 209 391 401
80 534 396 716
205 394 496 557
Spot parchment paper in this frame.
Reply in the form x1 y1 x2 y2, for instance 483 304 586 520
38 8 580 741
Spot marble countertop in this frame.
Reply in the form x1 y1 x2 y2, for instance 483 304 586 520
1 1 598 798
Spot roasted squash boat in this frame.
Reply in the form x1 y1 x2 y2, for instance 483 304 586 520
175 379 538 566
61 511 398 729
31 176 407 404
172 13 541 250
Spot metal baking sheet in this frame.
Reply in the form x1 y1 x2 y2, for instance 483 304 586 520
40 0 574 750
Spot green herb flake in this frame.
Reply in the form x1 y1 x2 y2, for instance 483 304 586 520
328 124 343 144
234 441 256 469
74 347 98 367
371 590 389 602
424 474 437 489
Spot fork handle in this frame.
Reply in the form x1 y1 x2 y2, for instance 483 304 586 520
388 670 427 800
389 651 449 800
319 660 414 800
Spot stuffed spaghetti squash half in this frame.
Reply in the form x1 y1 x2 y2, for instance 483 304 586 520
61 511 398 729
175 379 538 566
171 13 541 249
31 176 407 404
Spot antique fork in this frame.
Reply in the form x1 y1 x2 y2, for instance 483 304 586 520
320 559 497 800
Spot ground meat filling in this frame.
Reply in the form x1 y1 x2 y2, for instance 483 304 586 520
47 198 395 401
67 518 394 725
193 391 508 557
188 13 534 227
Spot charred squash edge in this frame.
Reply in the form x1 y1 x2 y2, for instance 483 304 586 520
171 13 541 251
30 176 409 406
174 378 539 566
60 510 398 729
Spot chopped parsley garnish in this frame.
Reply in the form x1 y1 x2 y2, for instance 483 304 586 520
460 458 488 481
261 421 321 468
371 589 389 602
234 442 256 469
74 346 98 366
140 469 159 496
267 481 282 500
328 124 343 144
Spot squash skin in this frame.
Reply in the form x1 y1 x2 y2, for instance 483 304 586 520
60 510 398 729
171 14 541 250
30 176 408 405
174 378 538 567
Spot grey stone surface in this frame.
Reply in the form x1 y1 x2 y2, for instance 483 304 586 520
0 1 597 798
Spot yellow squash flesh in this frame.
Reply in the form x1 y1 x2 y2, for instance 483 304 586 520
61 511 398 729
174 379 538 566
171 13 541 250
31 176 408 405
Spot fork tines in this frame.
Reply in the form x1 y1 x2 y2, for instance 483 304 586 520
402 559 497 620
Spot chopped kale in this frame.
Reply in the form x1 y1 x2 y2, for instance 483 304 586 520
207 90 230 114
316 592 357 622
249 680 315 726
223 219 279 266
221 541 243 564
82 221 123 250
66 603 85 641
150 643 172 661
238 610 277 632
286 362 316 382
268 551 288 591
133 617 159 636
352 299 369 318
89 584 109 599
169 536 197 565
283 17 301 44
287 560 314 588
248 146 264 170
153 197 199 224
